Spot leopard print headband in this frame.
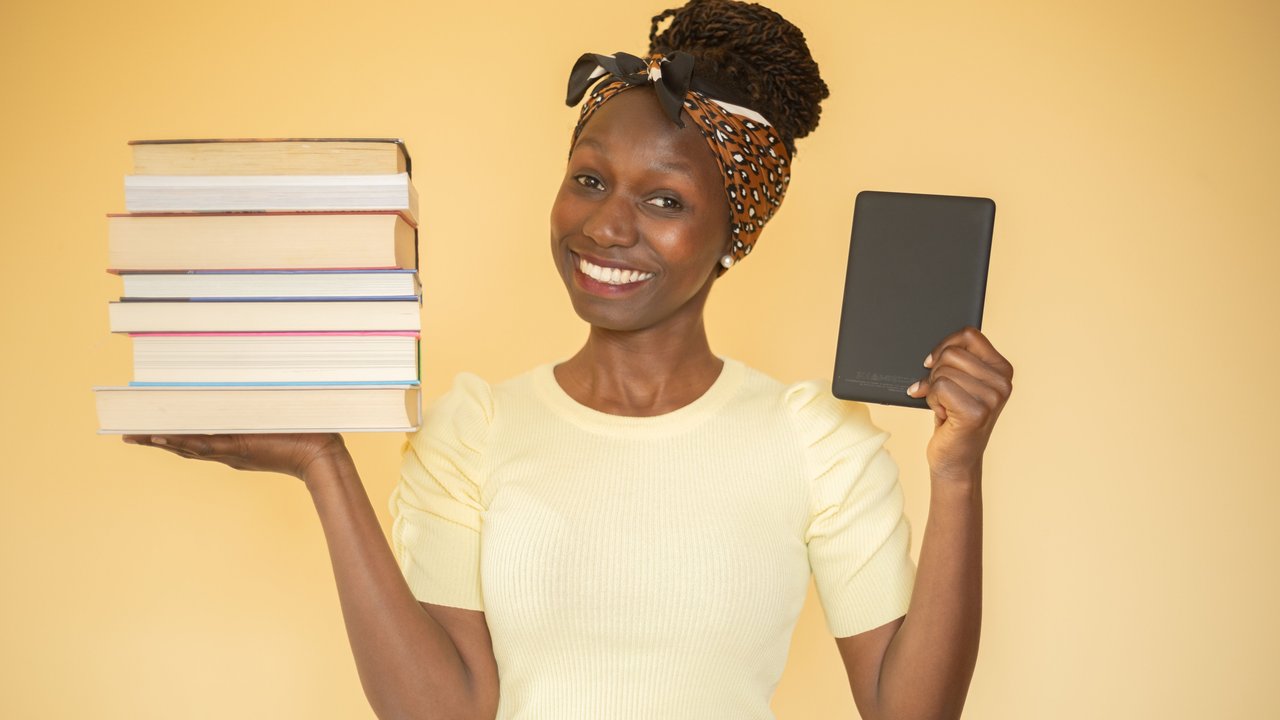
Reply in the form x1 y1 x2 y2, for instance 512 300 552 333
566 51 792 271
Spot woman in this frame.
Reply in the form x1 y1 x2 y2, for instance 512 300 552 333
125 1 1013 718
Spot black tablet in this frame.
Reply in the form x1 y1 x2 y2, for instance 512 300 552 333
832 190 995 408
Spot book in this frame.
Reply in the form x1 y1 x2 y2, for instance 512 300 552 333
107 212 416 271
129 332 420 384
108 299 422 332
94 384 422 433
124 173 419 223
119 270 420 300
130 138 411 176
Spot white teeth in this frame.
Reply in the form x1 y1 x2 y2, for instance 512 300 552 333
577 256 655 285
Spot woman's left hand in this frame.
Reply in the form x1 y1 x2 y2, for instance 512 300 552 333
905 326 1014 481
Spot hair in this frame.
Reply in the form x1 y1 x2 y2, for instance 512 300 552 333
648 0 829 156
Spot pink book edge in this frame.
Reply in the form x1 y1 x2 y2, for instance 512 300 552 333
126 331 420 338
106 266 408 274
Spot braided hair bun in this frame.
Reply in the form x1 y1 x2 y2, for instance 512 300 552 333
648 0 829 155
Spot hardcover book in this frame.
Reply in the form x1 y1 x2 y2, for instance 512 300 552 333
129 332 421 384
107 211 417 271
129 138 412 176
95 384 422 434
119 269 420 300
108 299 423 333
123 173 419 223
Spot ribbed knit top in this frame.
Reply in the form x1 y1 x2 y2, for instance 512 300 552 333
390 358 915 719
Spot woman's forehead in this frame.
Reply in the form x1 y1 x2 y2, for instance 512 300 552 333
571 90 719 178
574 89 704 150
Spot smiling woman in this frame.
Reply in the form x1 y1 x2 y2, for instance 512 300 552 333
123 1 1013 718
551 90 729 336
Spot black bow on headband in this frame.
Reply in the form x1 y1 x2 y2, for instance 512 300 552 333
566 51 696 127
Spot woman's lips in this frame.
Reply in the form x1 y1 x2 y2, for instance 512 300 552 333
571 252 655 294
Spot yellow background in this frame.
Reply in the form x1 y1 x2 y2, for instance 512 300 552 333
2 0 1277 717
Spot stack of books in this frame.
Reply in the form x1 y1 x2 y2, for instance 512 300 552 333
94 138 423 434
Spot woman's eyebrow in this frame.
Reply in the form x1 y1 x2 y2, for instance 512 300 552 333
650 156 697 177
574 138 606 154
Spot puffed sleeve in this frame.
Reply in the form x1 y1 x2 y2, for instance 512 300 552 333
388 373 493 611
786 380 916 638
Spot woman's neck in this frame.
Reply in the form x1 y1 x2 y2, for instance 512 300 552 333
553 317 724 417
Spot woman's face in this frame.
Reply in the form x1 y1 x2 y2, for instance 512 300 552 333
550 88 731 334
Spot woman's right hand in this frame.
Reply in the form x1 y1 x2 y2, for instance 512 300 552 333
122 433 349 482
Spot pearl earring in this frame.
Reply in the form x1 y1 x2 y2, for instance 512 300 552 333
720 254 735 269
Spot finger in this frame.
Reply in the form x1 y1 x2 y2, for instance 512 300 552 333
121 435 180 451
908 367 998 422
928 346 1013 401
162 445 209 461
127 438 210 461
146 434 245 458
126 436 245 467
922 380 947 424
908 375 951 422
922 326 972 367
152 435 208 455
927 366 1003 415
924 326 1013 379
928 375 986 428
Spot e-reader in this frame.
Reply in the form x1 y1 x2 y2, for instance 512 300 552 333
832 190 995 409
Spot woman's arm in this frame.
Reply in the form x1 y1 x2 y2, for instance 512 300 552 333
837 471 982 720
834 326 1012 720
125 434 499 720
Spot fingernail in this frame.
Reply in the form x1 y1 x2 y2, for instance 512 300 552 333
123 437 137 444
151 436 167 445
923 354 933 368
907 381 920 395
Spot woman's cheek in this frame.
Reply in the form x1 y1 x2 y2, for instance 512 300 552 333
652 223 717 269
549 186 584 239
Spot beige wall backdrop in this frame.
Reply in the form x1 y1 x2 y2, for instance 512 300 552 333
2 0 1277 717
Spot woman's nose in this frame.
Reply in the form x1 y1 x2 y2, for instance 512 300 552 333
581 193 638 249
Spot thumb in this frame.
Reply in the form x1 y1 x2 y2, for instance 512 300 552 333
921 383 948 425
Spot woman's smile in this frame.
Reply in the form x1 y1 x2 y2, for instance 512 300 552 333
570 251 657 295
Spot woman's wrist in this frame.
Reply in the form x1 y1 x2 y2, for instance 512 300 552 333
929 464 983 504
300 437 356 491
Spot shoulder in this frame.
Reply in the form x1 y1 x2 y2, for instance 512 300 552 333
438 372 496 412
780 378 881 445
404 363 556 448
731 361 882 446
404 372 496 455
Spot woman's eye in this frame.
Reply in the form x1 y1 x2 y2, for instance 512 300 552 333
646 196 683 210
574 175 603 190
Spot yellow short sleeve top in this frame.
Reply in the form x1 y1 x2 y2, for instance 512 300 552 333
390 358 915 719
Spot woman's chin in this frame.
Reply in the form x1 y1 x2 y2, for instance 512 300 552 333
566 295 646 333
